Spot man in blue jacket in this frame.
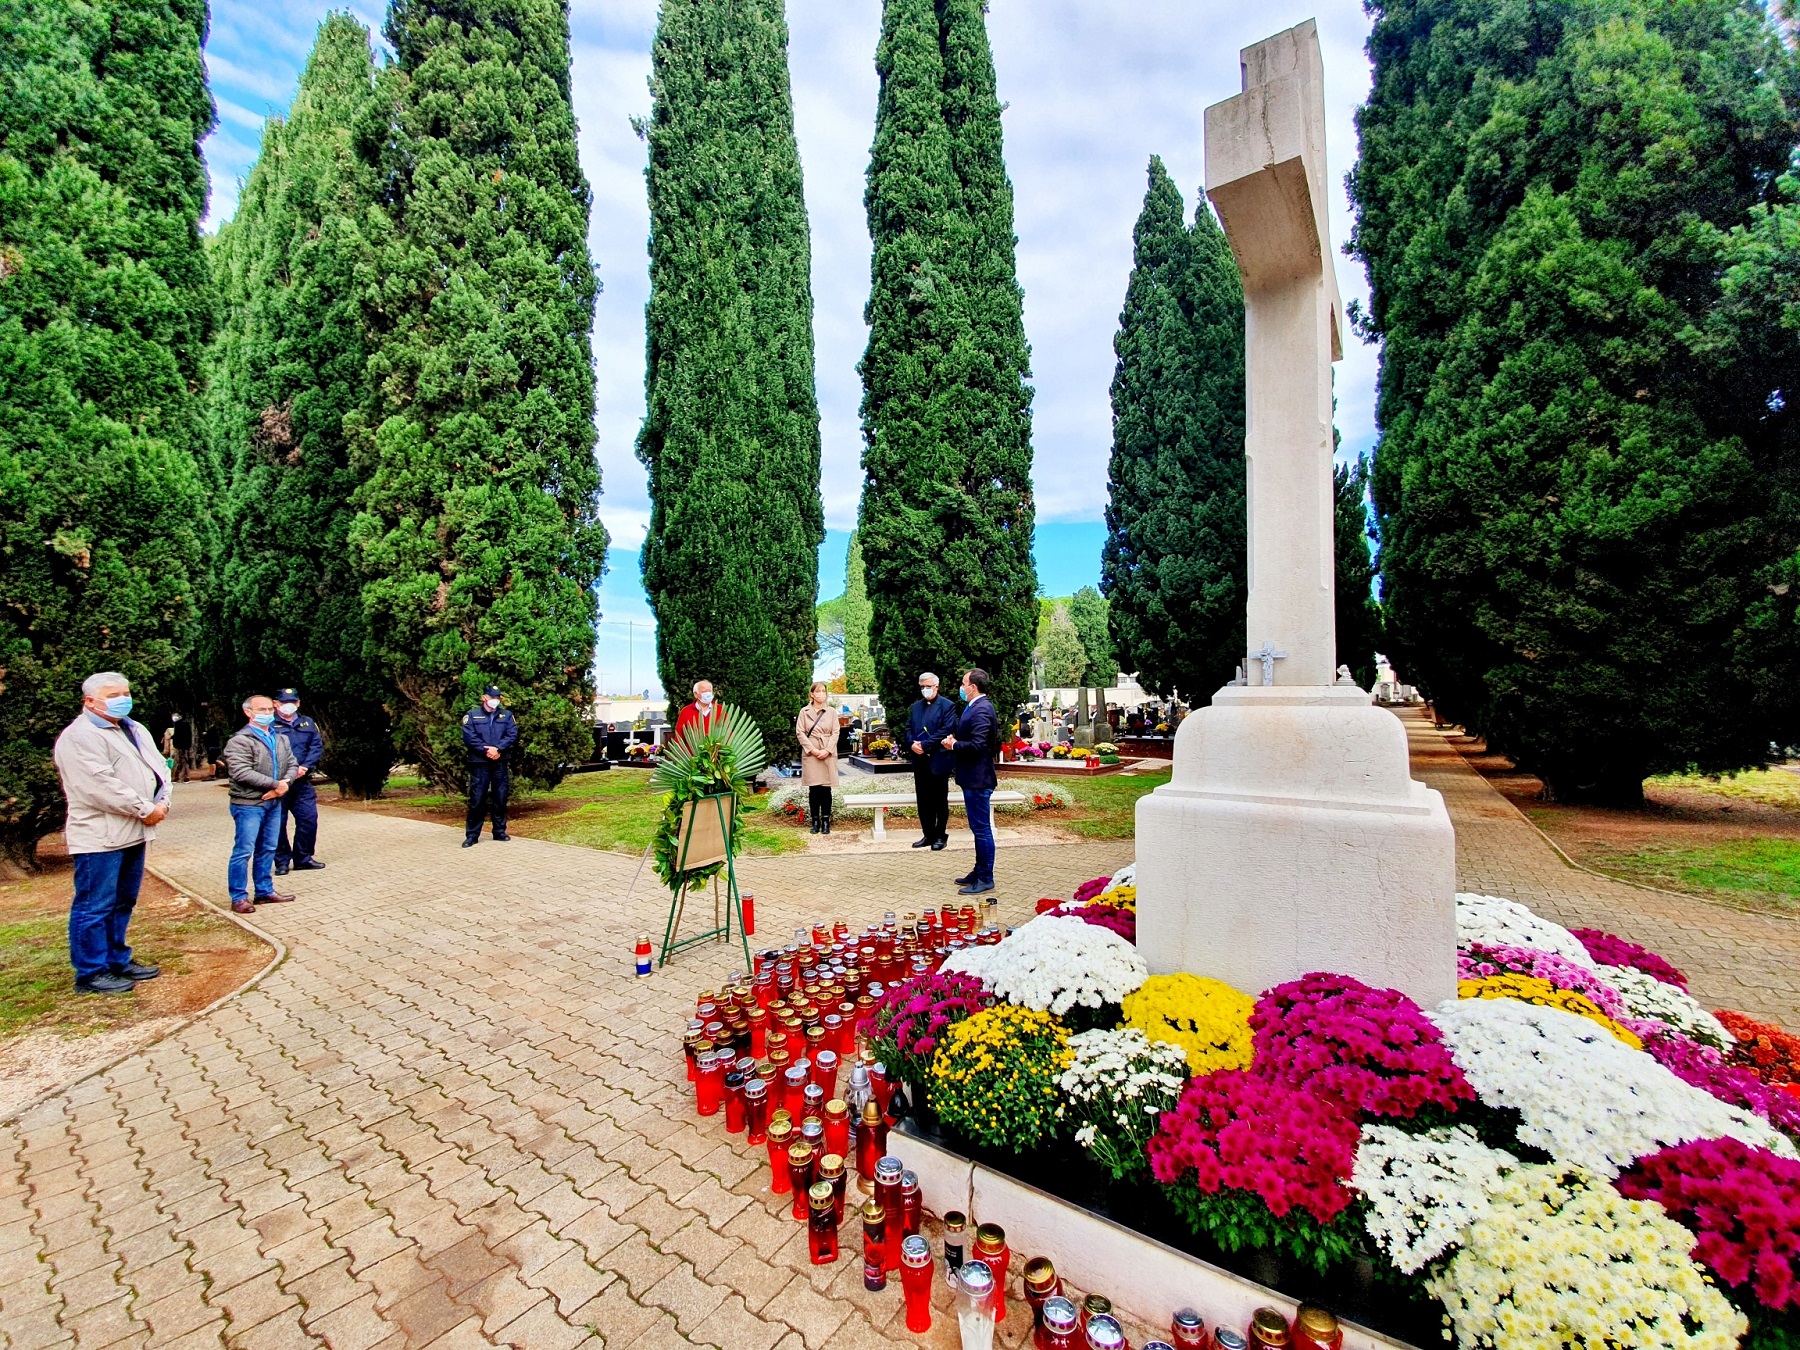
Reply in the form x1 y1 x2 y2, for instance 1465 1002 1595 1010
271 687 326 875
941 668 1000 895
906 672 959 850
462 685 519 846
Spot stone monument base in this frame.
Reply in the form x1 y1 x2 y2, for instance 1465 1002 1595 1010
1136 684 1456 1007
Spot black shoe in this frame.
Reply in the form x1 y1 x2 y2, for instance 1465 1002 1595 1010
293 858 326 871
930 839 947 851
75 972 134 995
114 961 160 981
493 832 511 841
958 881 995 896
912 837 934 848
463 837 478 848
274 862 291 876
810 817 820 834
953 872 977 886
822 817 831 835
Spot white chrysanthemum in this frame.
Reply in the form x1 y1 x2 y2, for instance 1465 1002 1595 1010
1352 1125 1517 1275
1426 1165 1746 1350
1455 893 1597 968
1599 964 1733 1049
1108 863 1136 889
1431 998 1794 1176
942 915 1147 1015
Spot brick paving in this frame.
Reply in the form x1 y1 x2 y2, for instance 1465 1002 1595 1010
2 720 1791 1350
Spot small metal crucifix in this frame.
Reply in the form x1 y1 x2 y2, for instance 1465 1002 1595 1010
1248 642 1287 687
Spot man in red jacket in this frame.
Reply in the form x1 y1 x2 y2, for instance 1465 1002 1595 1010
673 680 721 738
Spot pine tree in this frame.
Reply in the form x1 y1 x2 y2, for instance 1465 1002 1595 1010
1067 585 1117 687
1351 0 1800 802
350 0 607 791
638 0 823 756
206 15 394 797
859 0 1037 720
1333 456 1382 690
0 0 213 867
1036 604 1088 688
1101 158 1246 701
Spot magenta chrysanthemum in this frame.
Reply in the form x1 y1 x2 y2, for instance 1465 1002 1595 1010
1457 943 1628 1020
1072 874 1113 904
858 971 989 1086
1147 1069 1360 1225
1250 973 1475 1120
1620 1137 1800 1313
1637 1028 1800 1137
1570 928 1689 990
1074 902 1136 944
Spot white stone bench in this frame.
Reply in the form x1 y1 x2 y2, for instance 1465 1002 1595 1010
842 790 1028 841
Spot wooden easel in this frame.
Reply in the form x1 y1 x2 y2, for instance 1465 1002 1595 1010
659 792 751 968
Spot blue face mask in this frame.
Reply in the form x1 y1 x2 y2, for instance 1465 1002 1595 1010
104 694 133 718
959 687 970 702
252 711 275 727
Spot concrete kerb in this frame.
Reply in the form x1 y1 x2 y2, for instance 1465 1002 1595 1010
0 862 287 1126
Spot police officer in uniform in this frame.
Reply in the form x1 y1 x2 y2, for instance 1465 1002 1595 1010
271 687 326 874
462 685 519 847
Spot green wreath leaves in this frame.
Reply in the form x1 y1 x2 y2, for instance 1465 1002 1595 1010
649 705 768 888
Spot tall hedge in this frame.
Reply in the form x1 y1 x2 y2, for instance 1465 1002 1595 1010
858 0 1037 720
206 14 394 797
1334 456 1382 690
1351 0 1800 802
0 0 213 867
637 0 824 755
1101 158 1245 701
350 0 606 790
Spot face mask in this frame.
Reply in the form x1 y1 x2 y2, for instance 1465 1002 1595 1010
277 703 298 717
104 694 133 718
252 711 275 727
699 692 714 705
921 688 935 701
959 687 970 702
483 698 499 711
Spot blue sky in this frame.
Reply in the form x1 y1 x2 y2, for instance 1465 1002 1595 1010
201 1 1379 696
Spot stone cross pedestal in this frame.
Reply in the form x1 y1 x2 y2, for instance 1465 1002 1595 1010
1134 20 1457 1008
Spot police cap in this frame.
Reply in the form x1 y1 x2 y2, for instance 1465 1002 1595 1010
273 687 300 701
483 685 503 698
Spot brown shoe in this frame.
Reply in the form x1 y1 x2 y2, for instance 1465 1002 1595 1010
232 900 256 915
253 891 296 904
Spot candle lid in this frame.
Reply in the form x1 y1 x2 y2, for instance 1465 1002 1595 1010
1085 1315 1125 1349
1041 1297 1078 1333
1083 1295 1111 1315
787 1141 813 1166
862 1200 885 1224
743 1077 766 1098
1142 1343 1178 1350
1215 1332 1249 1350
766 1118 792 1142
807 1180 835 1209
943 1210 967 1234
1022 1256 1056 1292
1251 1308 1291 1346
861 1100 882 1125
900 1234 930 1266
1296 1306 1339 1337
900 1169 919 1192
1173 1308 1204 1330
954 1259 993 1296
874 1156 904 1183
817 1153 844 1179
974 1223 1006 1254
825 1099 849 1121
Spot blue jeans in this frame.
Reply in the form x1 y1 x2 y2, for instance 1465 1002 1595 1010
962 786 995 884
69 844 146 981
229 800 282 902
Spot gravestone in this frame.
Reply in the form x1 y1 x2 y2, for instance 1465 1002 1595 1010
1072 687 1096 750
1135 20 1456 1008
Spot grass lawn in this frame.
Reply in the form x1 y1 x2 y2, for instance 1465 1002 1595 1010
363 768 806 858
1585 839 1800 912
1646 767 1800 810
1040 767 1171 838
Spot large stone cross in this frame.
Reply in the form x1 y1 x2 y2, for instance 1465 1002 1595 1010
1204 20 1344 687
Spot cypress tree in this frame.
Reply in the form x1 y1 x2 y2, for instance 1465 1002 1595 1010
1067 585 1117 687
206 15 395 797
1333 456 1382 690
840 531 876 694
350 0 607 790
1100 158 1246 700
637 0 824 755
1351 0 1800 802
859 0 1038 720
1036 604 1088 688
0 0 213 867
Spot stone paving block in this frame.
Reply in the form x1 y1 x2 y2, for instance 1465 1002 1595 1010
590 1232 675 1301
689 1292 785 1350
286 1258 366 1327
528 1249 610 1318
761 1275 849 1350
226 1305 324 1350
488 1296 586 1350
299 1292 391 1350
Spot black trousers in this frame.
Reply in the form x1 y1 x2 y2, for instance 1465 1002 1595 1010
467 760 511 839
914 768 951 842
275 777 318 864
808 784 832 824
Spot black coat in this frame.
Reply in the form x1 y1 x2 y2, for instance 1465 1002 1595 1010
906 697 959 775
462 705 520 763
951 696 999 791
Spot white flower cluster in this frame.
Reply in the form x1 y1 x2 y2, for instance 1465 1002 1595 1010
1108 862 1136 889
1432 998 1794 1176
1058 1027 1188 1144
1351 1125 1518 1275
1426 1165 1747 1350
1599 964 1733 1049
942 915 1148 1016
1454 892 1596 968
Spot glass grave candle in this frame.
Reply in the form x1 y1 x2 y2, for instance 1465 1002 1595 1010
683 1024 704 1081
954 1260 997 1350
942 1211 967 1278
1293 1307 1341 1350
1022 1258 1060 1329
813 1049 840 1102
823 1100 850 1159
1248 1308 1290 1349
765 1119 793 1194
869 1063 895 1121
874 1158 904 1272
722 1070 747 1133
1214 1332 1249 1350
786 1142 815 1221
817 1153 847 1223
695 1050 725 1117
807 1181 839 1265
856 1101 886 1186
1037 1297 1079 1350
900 1234 934 1333
747 1007 769 1057
973 1225 1011 1322
862 1200 887 1291
783 1065 809 1121
900 1170 922 1238
1084 1316 1126 1350
1171 1307 1211 1349
743 1078 769 1145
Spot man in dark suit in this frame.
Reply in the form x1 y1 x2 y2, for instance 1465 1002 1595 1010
941 668 1000 895
906 672 958 850
461 685 520 846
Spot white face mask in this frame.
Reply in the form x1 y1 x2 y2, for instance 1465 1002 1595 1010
483 697 499 711
698 691 714 705
277 703 298 717
920 687 936 700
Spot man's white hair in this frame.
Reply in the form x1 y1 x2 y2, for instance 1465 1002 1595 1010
919 672 938 686
242 693 271 714
82 671 129 698
693 679 712 694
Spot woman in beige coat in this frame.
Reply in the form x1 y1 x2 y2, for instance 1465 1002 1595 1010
796 681 839 834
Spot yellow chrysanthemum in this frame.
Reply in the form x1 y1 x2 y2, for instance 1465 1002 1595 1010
1122 972 1253 1075
928 1005 1072 1151
1090 884 1137 913
1457 974 1643 1049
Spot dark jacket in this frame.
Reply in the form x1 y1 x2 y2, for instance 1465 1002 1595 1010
224 725 300 806
273 711 324 773
462 704 520 763
951 695 999 791
907 696 959 775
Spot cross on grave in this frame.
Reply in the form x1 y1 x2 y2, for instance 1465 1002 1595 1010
1248 642 1287 687
1204 20 1345 686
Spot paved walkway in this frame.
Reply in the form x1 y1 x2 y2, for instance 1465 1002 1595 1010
2 721 1791 1350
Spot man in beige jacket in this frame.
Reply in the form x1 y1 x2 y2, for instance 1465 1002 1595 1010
51 672 172 994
